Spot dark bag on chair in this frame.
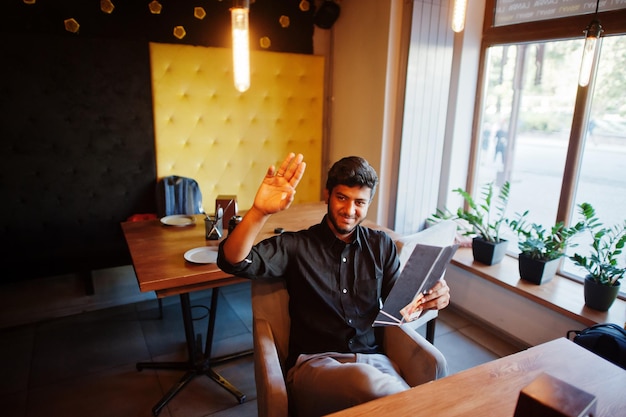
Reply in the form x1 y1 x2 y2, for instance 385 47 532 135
567 323 626 370
156 175 203 218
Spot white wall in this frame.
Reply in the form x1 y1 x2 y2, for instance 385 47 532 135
446 265 588 346
325 0 395 222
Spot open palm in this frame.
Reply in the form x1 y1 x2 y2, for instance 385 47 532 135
253 153 306 215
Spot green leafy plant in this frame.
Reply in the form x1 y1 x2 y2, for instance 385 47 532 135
507 211 586 261
431 182 511 243
570 202 626 286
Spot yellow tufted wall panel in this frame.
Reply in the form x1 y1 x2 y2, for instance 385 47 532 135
150 43 324 212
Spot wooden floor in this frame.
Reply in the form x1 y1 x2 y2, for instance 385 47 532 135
0 266 523 417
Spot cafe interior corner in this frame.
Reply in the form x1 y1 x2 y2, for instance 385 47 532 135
2 0 626 417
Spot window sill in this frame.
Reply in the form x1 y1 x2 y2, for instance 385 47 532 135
451 247 626 328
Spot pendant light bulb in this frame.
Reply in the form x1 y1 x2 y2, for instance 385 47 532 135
578 19 602 87
451 0 467 33
231 0 250 92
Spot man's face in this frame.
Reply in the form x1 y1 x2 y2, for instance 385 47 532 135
325 184 372 241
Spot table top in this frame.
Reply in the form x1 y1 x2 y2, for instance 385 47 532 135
327 337 626 417
122 201 395 297
121 202 323 296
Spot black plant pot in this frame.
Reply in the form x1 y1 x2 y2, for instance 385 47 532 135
518 254 560 285
472 237 508 266
584 277 620 311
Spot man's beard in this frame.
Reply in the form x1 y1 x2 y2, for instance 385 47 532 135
328 211 362 236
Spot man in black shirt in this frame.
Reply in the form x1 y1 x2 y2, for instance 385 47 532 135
218 153 450 416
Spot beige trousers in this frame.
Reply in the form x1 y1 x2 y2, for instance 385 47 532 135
286 352 410 417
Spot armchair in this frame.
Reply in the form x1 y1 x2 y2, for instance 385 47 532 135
252 219 457 417
252 279 447 417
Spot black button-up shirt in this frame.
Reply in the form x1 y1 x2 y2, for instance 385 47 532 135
217 216 401 370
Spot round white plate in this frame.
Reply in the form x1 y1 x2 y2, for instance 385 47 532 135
160 215 195 227
184 247 218 264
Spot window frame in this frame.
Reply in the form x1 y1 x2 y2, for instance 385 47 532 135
466 2 626 283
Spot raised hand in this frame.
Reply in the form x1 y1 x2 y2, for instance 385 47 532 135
253 153 306 215
221 153 306 265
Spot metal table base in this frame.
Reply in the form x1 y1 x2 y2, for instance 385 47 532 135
136 288 251 416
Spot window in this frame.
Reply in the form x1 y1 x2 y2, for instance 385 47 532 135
476 40 580 226
565 35 626 278
471 2 626 287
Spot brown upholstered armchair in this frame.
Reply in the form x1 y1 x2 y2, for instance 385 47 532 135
252 220 457 417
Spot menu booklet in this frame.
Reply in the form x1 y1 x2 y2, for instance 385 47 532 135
373 243 458 327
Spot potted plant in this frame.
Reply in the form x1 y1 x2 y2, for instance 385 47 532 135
507 211 585 284
570 202 626 311
431 181 511 265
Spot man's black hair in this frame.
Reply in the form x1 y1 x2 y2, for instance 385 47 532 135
325 156 379 200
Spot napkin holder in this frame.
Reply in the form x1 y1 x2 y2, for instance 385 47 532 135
514 373 596 417
207 195 237 240
216 195 238 225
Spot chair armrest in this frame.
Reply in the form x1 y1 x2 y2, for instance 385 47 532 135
383 324 448 387
253 318 289 417
404 309 438 343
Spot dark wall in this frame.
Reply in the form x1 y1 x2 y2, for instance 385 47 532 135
3 0 315 53
0 33 157 281
0 0 316 283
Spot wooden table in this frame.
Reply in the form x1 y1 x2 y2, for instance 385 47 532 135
327 337 626 417
121 202 331 415
122 202 332 295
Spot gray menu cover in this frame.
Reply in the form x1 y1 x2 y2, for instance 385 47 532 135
373 243 459 326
